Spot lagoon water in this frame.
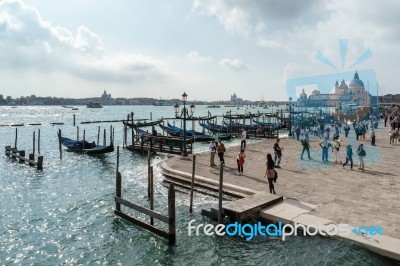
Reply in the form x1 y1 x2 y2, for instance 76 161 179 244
0 105 395 265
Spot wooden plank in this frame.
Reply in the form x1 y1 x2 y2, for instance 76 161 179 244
115 197 169 223
114 210 169 239
222 193 283 221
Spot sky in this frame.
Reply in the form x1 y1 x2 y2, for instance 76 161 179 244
0 0 399 101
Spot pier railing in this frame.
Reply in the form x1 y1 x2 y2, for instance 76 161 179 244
127 134 193 155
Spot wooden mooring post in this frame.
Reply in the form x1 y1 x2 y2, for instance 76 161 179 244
5 146 43 170
97 126 100 145
189 155 196 213
77 126 79 141
58 129 62 160
150 166 154 226
218 164 224 223
147 149 151 197
73 114 76 126
114 146 176 245
14 128 18 149
38 129 41 154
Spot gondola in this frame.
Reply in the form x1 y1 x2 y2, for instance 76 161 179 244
124 118 163 128
167 123 231 141
60 137 114 154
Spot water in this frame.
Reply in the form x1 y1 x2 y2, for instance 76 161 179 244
0 106 396 265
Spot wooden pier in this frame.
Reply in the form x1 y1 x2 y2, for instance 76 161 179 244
5 146 43 170
126 135 193 155
114 146 176 244
222 193 283 222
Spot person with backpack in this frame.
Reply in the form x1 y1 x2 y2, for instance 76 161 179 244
331 137 342 164
273 138 283 168
357 144 366 170
264 153 276 194
216 139 226 166
343 145 354 170
300 137 311 160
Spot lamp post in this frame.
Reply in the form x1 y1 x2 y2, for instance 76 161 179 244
182 92 188 157
288 97 292 136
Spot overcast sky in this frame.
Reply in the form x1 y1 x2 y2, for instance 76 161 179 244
0 0 399 101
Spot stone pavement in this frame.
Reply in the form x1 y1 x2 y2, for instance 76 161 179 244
160 122 400 253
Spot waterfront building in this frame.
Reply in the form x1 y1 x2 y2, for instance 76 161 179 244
296 71 371 113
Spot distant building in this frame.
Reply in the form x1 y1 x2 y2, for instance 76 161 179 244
100 90 113 105
230 93 243 105
296 71 371 113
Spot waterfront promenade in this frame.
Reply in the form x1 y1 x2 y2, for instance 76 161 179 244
160 123 400 260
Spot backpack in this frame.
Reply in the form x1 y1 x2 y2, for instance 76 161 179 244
358 149 366 157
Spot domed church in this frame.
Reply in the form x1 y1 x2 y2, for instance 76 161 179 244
296 71 371 110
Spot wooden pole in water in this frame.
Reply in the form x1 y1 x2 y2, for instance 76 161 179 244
115 146 121 212
58 129 62 160
37 156 43 170
147 149 151 197
77 126 79 141
131 112 134 148
168 184 176 245
150 112 152 121
110 125 112 144
73 114 76 126
189 154 196 213
32 131 35 161
97 126 100 145
218 164 224 223
82 129 86 154
112 126 115 144
19 150 25 163
14 128 17 149
38 129 41 154
150 166 154 226
103 129 106 146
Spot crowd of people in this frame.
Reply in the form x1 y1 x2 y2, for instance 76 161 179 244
205 110 397 195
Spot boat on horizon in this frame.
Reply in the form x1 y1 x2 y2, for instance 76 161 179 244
206 104 221 108
87 102 103 108
153 99 173 106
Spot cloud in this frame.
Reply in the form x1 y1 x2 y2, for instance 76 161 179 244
0 0 171 84
219 58 248 71
192 0 400 56
186 51 213 63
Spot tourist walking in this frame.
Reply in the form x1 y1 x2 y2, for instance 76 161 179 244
295 126 301 141
216 139 226 166
357 144 366 170
151 126 157 136
332 137 342 163
264 153 276 194
343 123 350 138
209 139 217 167
273 138 283 168
237 149 246 175
370 129 376 146
240 128 247 150
319 137 331 162
343 145 354 170
300 137 311 160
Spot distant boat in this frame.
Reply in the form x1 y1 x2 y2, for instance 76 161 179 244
206 105 221 108
72 108 79 110
62 105 74 108
87 102 103 108
224 105 236 107
153 99 173 106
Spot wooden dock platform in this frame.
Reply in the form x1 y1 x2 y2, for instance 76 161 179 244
222 193 283 222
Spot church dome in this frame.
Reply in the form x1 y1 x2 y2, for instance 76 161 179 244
349 71 364 89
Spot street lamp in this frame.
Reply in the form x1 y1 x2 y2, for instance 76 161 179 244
174 103 179 117
182 92 188 157
288 97 293 136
